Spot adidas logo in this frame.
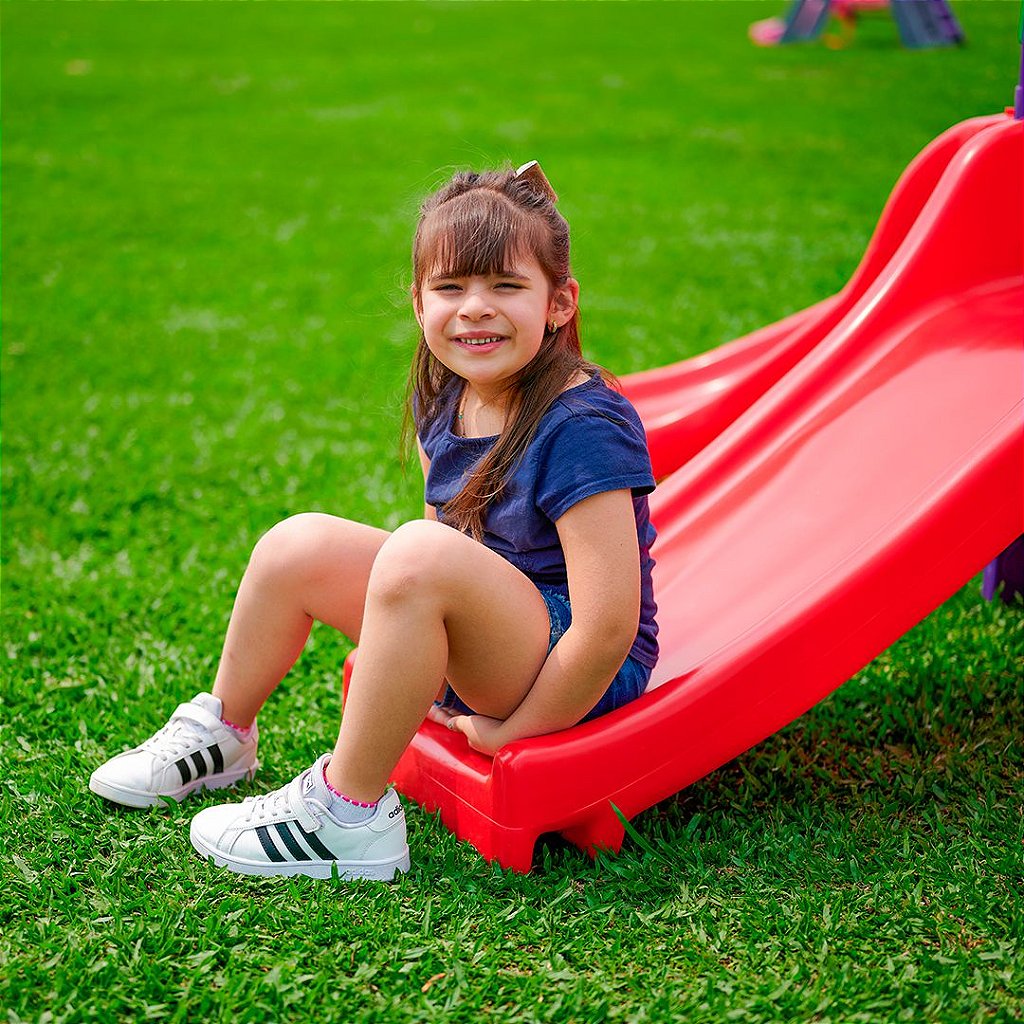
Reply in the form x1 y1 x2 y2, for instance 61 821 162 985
255 820 339 864
173 744 225 785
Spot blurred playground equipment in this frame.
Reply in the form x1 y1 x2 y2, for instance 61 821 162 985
749 0 964 49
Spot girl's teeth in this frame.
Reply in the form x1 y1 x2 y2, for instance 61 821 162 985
461 337 503 346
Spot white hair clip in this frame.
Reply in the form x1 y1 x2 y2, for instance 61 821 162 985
514 160 559 203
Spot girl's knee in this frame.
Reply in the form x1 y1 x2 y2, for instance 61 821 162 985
249 512 343 580
368 520 456 605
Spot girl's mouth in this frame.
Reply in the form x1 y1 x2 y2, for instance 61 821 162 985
452 335 506 352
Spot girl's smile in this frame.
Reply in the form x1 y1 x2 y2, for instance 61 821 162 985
450 332 508 353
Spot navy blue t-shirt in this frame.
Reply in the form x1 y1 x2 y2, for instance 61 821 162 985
416 373 659 669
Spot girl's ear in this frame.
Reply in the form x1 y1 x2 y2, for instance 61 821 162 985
550 277 580 324
411 285 424 329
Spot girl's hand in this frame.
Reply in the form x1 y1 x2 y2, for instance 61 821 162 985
426 705 507 757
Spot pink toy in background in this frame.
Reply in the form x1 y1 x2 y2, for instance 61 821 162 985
749 0 888 48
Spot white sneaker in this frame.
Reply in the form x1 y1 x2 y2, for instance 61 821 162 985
189 754 410 881
89 692 259 808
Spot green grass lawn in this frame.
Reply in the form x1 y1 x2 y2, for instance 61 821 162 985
2 1 1022 1021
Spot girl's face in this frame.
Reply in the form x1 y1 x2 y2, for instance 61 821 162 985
414 254 578 400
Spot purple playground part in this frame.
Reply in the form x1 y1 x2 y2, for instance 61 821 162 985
890 0 964 50
1016 40 1024 120
982 535 1024 604
779 0 832 42
931 0 964 44
1019 0 1024 120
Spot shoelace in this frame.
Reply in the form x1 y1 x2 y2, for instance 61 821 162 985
139 714 213 764
240 770 311 825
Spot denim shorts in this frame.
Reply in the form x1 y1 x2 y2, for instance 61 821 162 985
433 585 652 725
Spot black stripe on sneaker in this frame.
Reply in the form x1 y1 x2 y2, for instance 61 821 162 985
207 743 224 774
190 751 208 780
293 822 337 860
176 758 192 785
255 826 286 863
274 823 312 862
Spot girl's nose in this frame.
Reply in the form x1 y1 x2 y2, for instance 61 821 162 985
458 287 495 320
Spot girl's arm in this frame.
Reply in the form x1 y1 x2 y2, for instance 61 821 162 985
460 488 640 750
417 439 437 521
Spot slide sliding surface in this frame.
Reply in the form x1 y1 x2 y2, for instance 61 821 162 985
623 115 1003 478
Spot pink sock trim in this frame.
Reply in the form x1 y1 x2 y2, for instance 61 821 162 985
322 763 378 807
221 716 253 739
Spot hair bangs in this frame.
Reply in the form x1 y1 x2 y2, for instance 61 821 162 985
414 190 547 289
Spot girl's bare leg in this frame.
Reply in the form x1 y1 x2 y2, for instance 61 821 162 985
211 513 390 727
326 520 553 803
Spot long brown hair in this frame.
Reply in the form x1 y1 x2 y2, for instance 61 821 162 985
402 167 615 541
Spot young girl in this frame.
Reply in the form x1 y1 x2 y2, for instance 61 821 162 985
89 161 659 880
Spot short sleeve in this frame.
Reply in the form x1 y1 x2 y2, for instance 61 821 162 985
535 410 656 523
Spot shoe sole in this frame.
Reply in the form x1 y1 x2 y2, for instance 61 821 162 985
189 825 411 881
89 760 260 809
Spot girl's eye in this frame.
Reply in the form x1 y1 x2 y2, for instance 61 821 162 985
495 283 523 290
434 284 461 292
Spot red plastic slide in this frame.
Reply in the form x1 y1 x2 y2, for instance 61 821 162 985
624 114 1003 479
345 113 1023 872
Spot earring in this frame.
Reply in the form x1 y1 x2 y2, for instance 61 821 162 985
549 320 559 333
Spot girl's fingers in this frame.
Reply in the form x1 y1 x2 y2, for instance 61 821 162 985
450 716 503 756
425 704 456 728
426 705 468 738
